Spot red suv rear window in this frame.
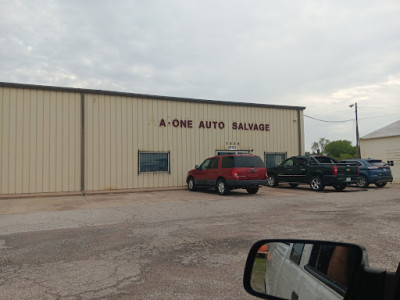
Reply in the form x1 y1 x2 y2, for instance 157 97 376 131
221 156 265 168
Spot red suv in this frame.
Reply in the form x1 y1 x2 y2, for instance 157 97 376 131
186 154 268 195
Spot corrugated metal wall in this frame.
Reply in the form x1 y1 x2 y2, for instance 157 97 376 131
84 93 303 191
0 87 81 194
0 84 304 195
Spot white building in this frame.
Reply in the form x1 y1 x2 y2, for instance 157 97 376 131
360 120 400 183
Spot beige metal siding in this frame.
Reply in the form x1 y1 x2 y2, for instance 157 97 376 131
1 83 304 195
0 87 81 194
84 94 303 191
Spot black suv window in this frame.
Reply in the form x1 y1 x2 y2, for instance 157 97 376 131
315 156 337 163
282 159 294 168
294 158 306 167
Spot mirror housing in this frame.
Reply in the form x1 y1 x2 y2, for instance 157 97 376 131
243 239 365 300
195 165 200 170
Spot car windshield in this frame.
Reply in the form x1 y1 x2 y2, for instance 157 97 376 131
230 156 265 168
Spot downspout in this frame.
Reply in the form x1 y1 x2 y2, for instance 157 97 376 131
81 92 85 195
297 109 302 155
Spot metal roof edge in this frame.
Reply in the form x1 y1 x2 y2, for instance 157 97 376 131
360 134 400 140
360 120 400 139
0 82 306 111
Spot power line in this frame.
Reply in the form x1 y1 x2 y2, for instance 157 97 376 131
359 106 400 109
304 115 353 123
358 113 400 120
304 112 400 123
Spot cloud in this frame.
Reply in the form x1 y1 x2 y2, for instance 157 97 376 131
303 74 400 150
1 0 399 151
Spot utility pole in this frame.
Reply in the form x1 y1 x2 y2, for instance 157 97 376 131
349 102 360 157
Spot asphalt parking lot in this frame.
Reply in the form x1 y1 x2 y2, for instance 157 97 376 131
0 183 399 299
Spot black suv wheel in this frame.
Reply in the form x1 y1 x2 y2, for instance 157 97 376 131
310 176 324 191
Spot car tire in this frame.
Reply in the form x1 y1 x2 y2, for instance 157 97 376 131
246 187 259 194
310 176 324 191
357 175 369 188
187 177 197 191
267 174 278 187
217 179 229 195
375 182 387 187
333 184 347 191
289 183 299 188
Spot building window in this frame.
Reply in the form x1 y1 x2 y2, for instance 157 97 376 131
139 151 170 173
387 161 394 166
265 153 286 168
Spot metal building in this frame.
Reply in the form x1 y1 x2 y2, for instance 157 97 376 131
360 120 400 182
0 82 305 196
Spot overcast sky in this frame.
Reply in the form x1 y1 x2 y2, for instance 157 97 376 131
1 0 399 151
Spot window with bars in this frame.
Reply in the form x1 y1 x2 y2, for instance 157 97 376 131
138 151 170 173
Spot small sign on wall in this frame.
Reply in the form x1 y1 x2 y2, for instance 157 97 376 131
228 145 237 151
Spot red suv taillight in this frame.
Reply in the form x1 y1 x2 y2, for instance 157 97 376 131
333 165 338 175
232 168 239 177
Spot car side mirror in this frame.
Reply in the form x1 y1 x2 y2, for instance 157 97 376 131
243 239 365 300
195 165 200 170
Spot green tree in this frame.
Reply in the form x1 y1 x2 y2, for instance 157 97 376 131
311 138 330 154
324 140 356 161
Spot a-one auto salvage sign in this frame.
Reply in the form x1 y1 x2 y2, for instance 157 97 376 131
159 118 270 131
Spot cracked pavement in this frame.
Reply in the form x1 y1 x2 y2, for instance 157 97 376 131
0 184 399 299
